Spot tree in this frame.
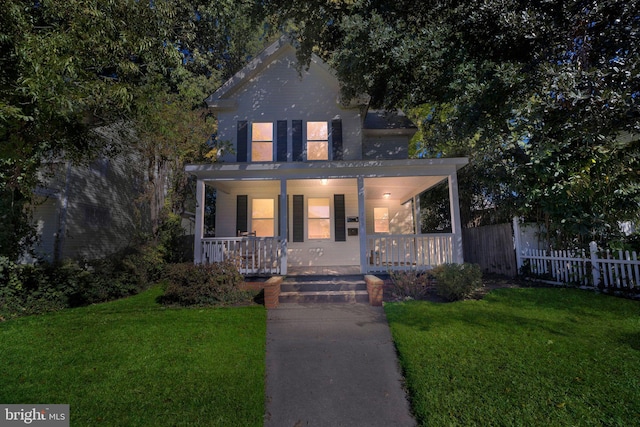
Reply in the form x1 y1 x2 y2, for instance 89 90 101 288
0 0 267 259
266 0 640 248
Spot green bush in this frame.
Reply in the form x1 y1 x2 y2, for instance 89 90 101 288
0 257 67 319
389 269 432 300
0 244 166 319
160 261 253 306
431 263 483 301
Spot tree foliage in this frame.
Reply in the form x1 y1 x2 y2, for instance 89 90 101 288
0 0 266 259
266 0 640 248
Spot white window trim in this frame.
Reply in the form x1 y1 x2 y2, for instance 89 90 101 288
250 122 275 163
305 121 331 162
307 196 332 240
250 197 276 237
373 207 390 234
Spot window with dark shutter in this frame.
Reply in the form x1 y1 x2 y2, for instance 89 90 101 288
292 120 303 161
277 120 288 162
334 194 346 242
236 195 248 235
331 119 343 161
277 194 281 236
237 121 248 162
292 195 304 242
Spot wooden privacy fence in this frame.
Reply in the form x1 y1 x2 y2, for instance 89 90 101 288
517 241 639 289
462 223 517 277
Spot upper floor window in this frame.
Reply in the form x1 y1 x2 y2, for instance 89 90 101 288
306 121 329 161
251 122 273 162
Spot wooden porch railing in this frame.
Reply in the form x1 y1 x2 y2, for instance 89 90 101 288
201 237 284 275
366 234 454 273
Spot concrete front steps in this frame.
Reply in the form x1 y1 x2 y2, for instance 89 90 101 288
279 275 369 304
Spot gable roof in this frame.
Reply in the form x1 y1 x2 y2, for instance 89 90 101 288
205 36 337 109
204 36 417 136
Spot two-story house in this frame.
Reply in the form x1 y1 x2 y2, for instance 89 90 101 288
186 37 468 275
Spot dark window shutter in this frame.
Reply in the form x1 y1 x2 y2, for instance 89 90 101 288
292 120 303 161
277 120 288 162
236 195 248 235
277 194 281 237
331 119 343 161
237 121 248 162
334 194 346 242
292 195 304 242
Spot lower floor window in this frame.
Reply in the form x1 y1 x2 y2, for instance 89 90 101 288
374 207 390 233
252 198 274 237
308 197 330 239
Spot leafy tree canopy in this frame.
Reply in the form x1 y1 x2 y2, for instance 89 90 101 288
266 0 640 248
0 0 267 259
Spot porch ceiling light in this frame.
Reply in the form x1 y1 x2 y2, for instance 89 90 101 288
383 192 391 199
321 179 328 185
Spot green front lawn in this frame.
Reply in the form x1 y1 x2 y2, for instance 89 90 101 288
0 286 266 426
385 288 640 426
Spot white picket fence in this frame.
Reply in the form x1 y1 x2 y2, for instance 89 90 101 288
517 241 639 289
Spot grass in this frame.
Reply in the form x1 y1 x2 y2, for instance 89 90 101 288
0 286 266 426
385 287 640 426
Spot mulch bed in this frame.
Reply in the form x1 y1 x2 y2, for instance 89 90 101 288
382 274 546 303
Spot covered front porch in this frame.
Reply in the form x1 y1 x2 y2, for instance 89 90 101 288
186 158 468 275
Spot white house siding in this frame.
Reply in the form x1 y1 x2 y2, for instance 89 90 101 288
287 179 360 267
212 178 360 266
213 190 237 237
216 45 363 162
214 186 282 238
28 151 148 262
62 153 146 259
364 198 415 235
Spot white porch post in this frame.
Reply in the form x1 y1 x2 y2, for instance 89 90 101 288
448 172 464 263
279 178 288 275
193 179 205 264
357 177 367 273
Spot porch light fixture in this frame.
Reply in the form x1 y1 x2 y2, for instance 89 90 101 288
383 192 391 199
321 179 328 185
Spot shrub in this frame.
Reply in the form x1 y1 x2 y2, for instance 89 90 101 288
0 244 165 319
389 270 432 300
0 257 67 319
160 261 253 306
431 263 483 301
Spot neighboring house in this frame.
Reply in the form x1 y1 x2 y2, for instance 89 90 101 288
26 146 148 263
186 38 468 275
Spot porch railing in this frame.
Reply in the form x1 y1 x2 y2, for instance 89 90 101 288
201 237 283 275
366 234 454 273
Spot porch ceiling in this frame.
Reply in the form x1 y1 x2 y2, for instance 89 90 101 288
364 176 447 201
208 176 447 202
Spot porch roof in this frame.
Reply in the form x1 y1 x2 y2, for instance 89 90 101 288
185 157 468 181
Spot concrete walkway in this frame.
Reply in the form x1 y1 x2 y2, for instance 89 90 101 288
265 303 416 427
